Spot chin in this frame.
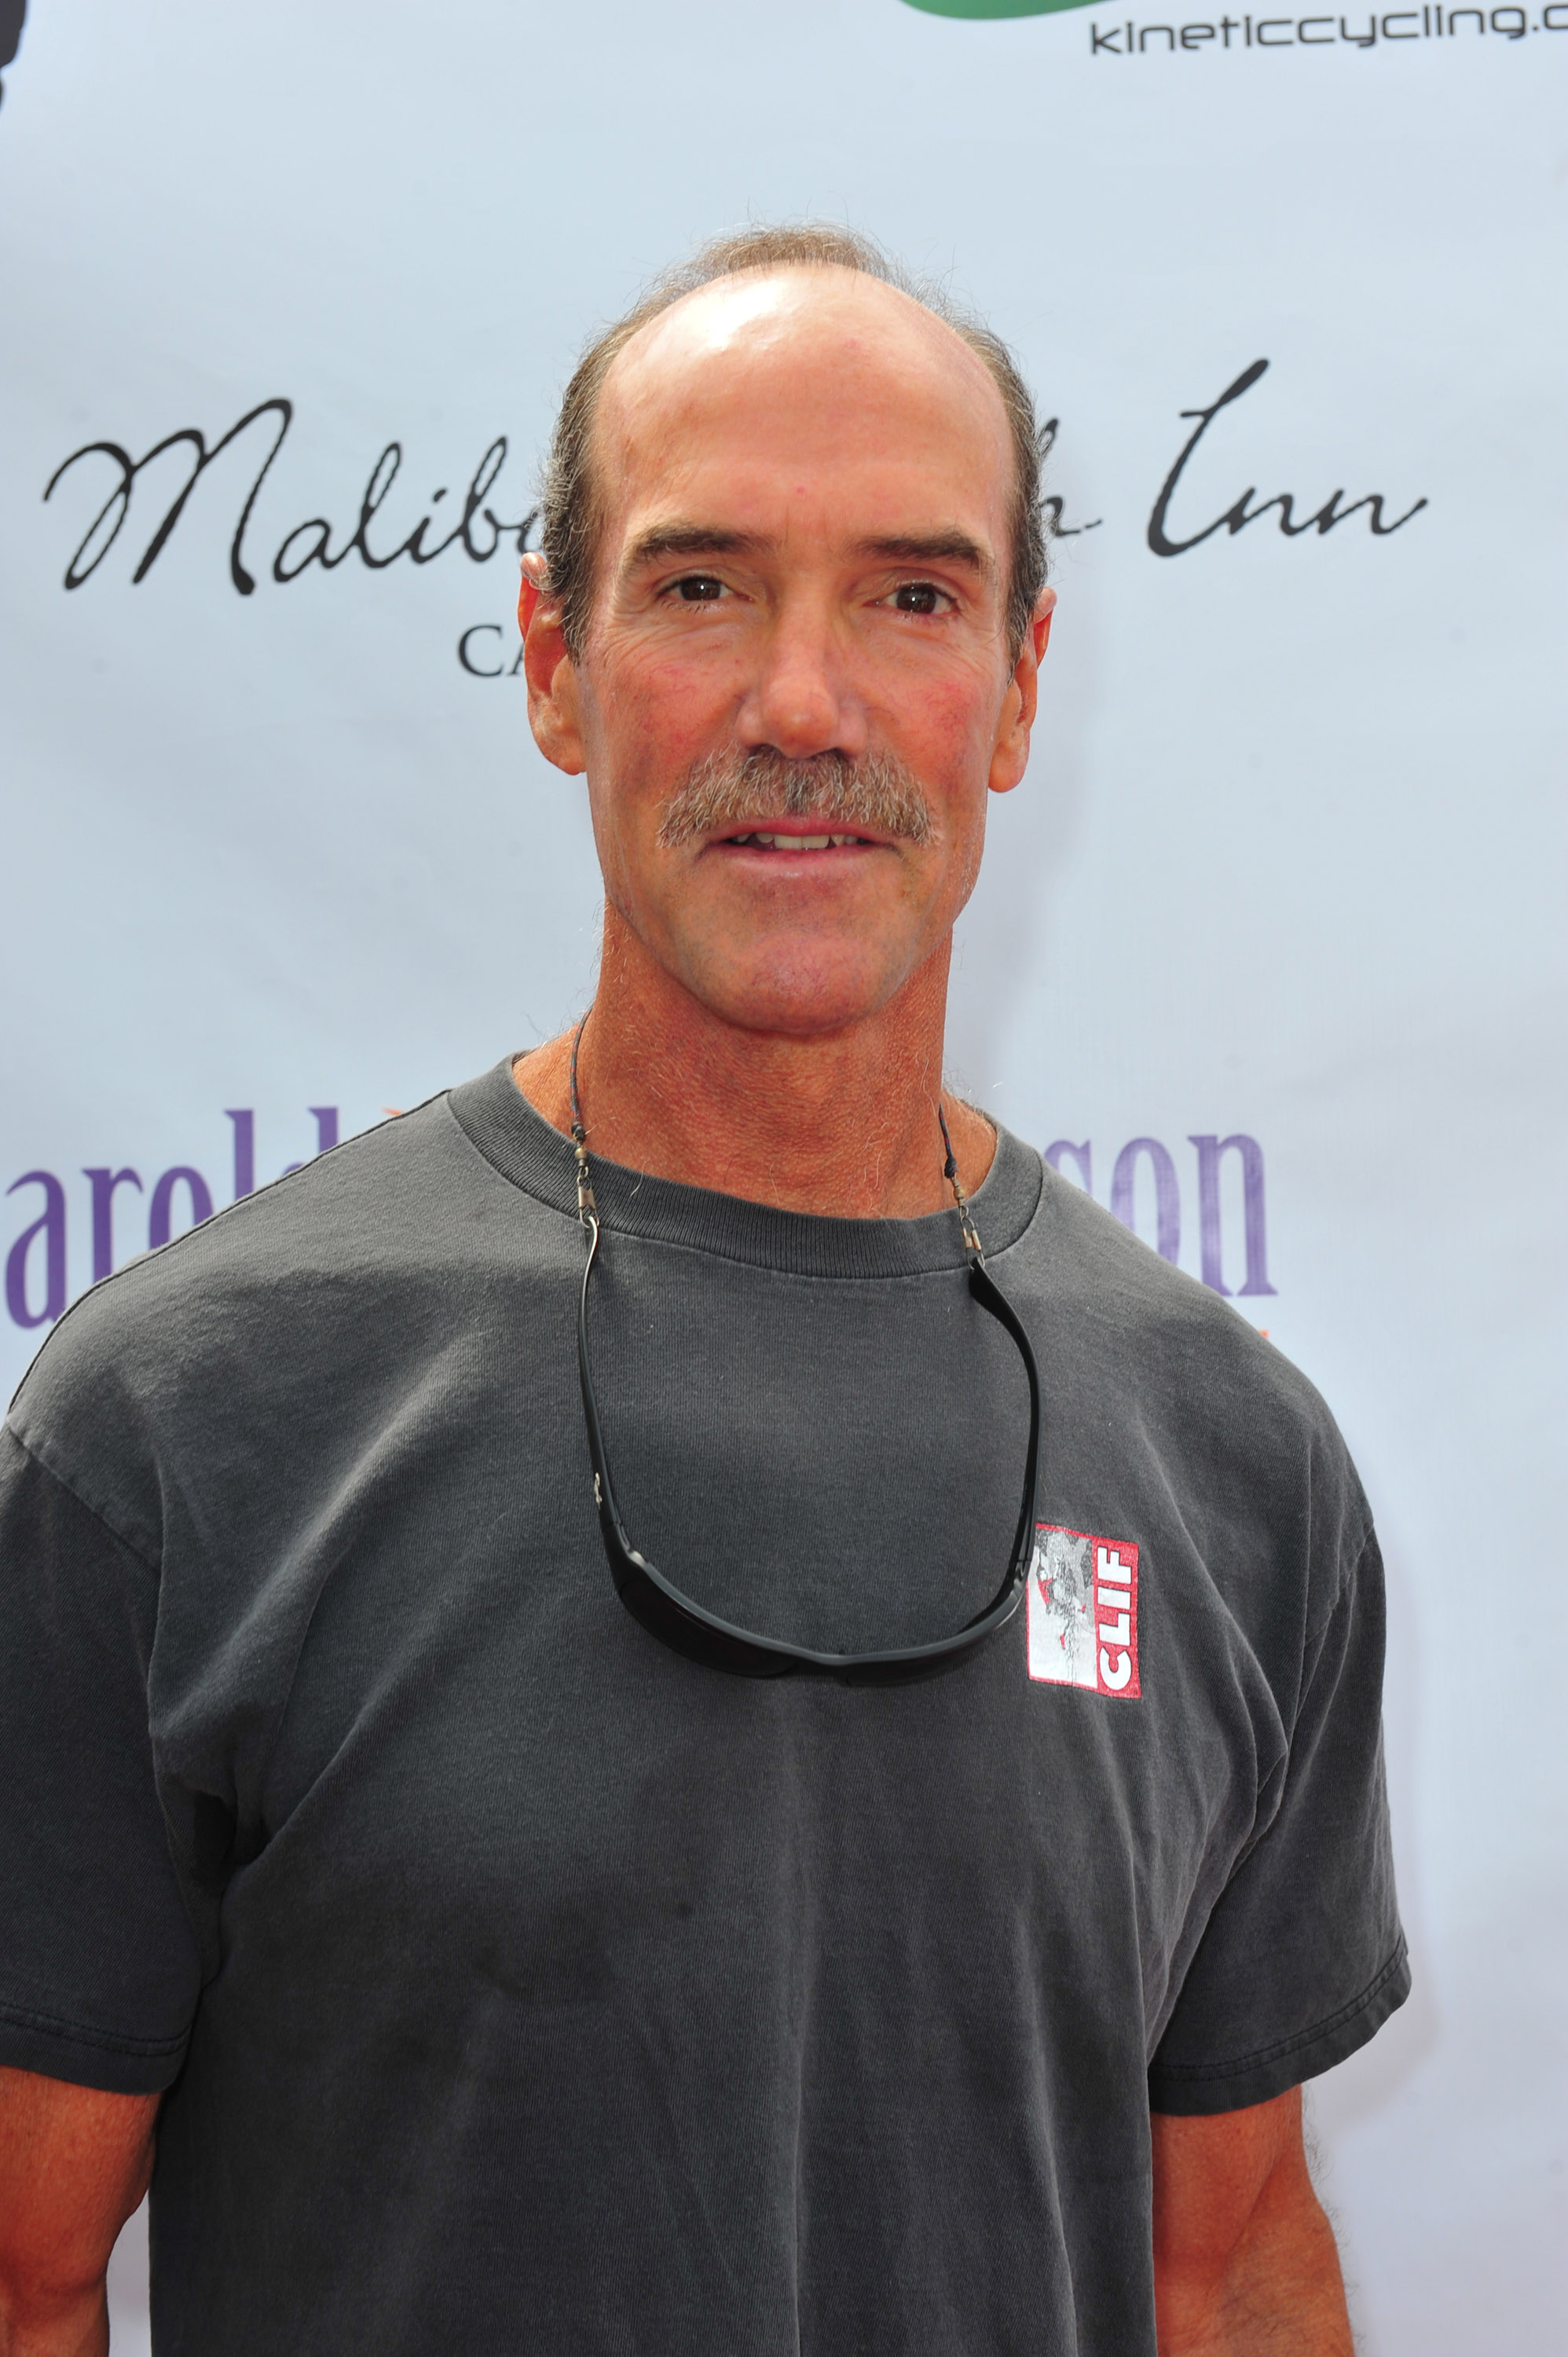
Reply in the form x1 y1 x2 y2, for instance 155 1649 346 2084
687 948 915 1039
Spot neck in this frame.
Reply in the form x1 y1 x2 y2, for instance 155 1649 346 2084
512 909 996 1218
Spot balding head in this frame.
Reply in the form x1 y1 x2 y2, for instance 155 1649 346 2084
539 225 1049 663
516 226 1057 1061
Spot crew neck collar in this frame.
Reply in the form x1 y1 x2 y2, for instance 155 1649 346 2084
447 1056 1042 1281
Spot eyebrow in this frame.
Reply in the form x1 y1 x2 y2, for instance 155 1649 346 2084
621 526 768 571
850 532 997 584
619 523 998 583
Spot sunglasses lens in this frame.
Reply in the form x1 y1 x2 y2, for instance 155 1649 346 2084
621 1567 795 1678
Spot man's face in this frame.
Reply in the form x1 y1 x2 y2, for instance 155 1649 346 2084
522 268 1053 1039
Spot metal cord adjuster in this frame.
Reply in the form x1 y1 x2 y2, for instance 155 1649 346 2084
569 1014 599 1230
937 1101 985 1266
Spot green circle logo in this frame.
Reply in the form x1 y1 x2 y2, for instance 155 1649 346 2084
899 0 1096 16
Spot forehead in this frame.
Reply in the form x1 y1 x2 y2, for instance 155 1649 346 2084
594 269 1015 555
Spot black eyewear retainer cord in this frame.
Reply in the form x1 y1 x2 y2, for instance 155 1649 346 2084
568 1014 1042 1684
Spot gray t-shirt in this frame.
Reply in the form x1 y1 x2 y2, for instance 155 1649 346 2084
0 1057 1407 2357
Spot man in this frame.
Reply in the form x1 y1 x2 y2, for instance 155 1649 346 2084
0 225 1406 2355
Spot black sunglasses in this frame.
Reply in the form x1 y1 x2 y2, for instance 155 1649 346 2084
570 1108 1042 1684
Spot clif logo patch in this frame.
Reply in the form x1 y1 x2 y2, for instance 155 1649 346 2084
1028 1525 1141 1697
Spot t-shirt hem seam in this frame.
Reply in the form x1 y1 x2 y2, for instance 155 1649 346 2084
1148 1937 1408 2083
0 1994 187 2059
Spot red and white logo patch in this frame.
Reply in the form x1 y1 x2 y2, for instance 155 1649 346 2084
1028 1524 1141 1698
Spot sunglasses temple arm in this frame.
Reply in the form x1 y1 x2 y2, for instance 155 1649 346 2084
577 1221 639 1560
965 1264 1044 1618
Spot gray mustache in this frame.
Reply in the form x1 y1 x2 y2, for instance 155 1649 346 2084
656 749 934 850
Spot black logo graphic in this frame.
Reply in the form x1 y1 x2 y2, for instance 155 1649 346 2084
43 401 537 595
1148 361 1428 553
42 368 1427 619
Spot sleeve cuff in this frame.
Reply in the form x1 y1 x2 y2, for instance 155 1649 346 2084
0 1996 189 2095
1147 1938 1411 2117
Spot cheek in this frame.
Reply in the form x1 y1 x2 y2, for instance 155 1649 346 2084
890 657 1006 772
584 641 738 790
579 651 729 909
913 689 1006 845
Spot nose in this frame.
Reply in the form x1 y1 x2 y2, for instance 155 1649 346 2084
738 594 868 763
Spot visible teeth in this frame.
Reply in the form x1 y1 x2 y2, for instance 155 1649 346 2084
735 830 866 851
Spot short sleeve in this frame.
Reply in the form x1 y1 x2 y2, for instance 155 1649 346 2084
1148 1528 1409 2115
0 1423 200 2094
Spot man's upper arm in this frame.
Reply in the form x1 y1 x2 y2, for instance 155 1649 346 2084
0 2066 159 2340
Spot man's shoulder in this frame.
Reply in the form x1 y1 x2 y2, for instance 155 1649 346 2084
5 1080 557 1543
1006 1147 1364 1540
22 1091 451 1346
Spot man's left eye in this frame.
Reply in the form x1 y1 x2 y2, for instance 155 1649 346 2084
889 582 947 616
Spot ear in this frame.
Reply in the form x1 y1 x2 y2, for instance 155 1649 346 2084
988 586 1057 798
518 551 587 777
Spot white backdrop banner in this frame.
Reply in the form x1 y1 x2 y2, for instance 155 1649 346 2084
2 2 1563 2348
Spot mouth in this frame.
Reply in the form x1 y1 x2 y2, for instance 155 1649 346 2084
710 822 891 855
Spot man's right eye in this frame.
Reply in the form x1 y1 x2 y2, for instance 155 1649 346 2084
672 575 725 603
